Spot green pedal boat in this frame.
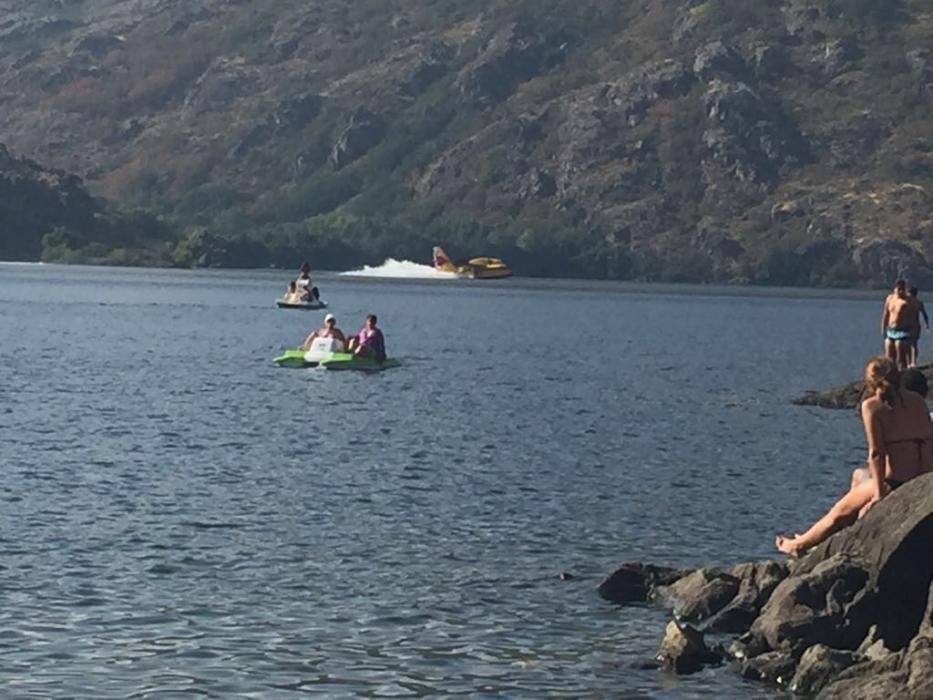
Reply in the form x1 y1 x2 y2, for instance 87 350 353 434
273 344 400 372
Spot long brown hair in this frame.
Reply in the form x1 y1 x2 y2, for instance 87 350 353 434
864 356 901 408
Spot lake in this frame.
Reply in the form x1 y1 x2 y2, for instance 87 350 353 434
0 263 891 697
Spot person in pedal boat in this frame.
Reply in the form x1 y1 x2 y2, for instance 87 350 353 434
295 262 320 302
301 313 346 350
347 314 386 361
283 281 301 304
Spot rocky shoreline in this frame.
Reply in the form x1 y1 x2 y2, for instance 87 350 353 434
599 471 933 698
794 364 933 409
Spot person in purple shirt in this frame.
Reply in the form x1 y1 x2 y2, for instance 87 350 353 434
347 314 386 361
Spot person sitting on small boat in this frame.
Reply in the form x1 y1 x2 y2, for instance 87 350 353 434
300 285 321 302
776 357 933 557
301 313 346 350
296 262 313 289
347 314 386 361
283 281 301 304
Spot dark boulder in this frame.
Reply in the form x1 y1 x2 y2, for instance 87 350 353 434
816 649 906 699
790 645 861 695
597 562 686 604
655 620 722 674
601 439 933 695
710 560 789 633
794 472 933 652
748 555 872 654
661 568 739 623
738 649 797 685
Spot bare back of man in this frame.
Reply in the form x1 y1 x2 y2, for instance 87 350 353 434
883 292 913 368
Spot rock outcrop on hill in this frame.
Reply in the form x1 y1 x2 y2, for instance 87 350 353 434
599 471 933 697
1 1 931 278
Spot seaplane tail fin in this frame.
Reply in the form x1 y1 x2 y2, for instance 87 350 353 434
432 246 457 272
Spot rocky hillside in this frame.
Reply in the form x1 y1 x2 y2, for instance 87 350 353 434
1 0 932 283
0 143 173 264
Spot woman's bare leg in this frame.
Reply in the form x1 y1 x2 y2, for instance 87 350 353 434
850 466 869 491
776 480 875 556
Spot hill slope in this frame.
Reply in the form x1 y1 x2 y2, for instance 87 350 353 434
0 143 173 264
1 0 932 283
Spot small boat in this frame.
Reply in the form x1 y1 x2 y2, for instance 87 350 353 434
276 299 327 310
432 246 512 279
273 338 399 371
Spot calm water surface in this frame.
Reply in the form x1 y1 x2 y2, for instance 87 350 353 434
0 264 888 697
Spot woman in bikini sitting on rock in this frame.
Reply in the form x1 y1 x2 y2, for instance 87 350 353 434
776 357 933 556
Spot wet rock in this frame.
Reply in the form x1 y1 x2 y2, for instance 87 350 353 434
662 568 739 623
739 649 797 685
656 620 722 674
330 108 385 169
597 562 687 604
790 644 861 695
710 561 788 633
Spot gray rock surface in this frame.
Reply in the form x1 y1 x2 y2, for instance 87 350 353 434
790 645 861 695
606 472 933 695
655 620 721 674
597 562 686 604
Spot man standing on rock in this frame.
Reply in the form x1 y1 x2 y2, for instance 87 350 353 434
908 287 930 367
882 279 913 370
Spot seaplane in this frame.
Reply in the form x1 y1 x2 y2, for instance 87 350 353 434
432 246 512 280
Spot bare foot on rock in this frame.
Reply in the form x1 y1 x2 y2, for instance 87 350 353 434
775 533 804 557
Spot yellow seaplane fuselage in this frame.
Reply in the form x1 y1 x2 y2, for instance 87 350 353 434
432 246 512 279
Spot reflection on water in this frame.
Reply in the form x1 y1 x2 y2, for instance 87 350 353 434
0 264 881 697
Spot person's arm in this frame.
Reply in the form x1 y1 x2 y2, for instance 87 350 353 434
861 401 889 510
882 298 890 335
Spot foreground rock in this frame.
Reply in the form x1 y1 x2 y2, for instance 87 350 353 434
655 621 723 674
599 472 933 696
794 364 933 409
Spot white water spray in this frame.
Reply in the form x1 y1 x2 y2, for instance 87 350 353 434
340 258 459 280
